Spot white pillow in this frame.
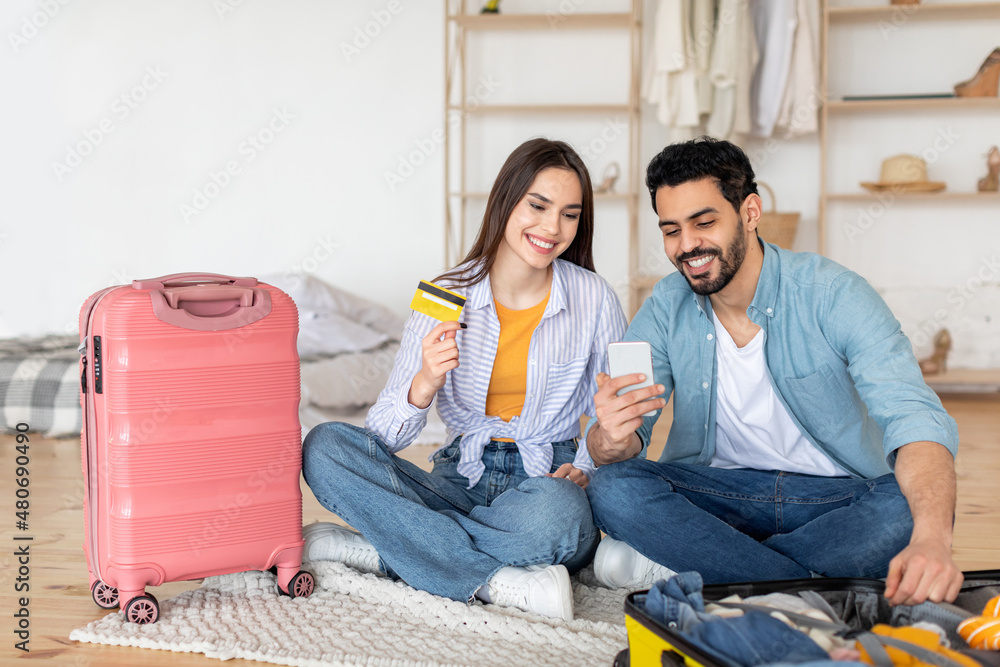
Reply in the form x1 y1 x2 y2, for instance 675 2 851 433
259 273 405 358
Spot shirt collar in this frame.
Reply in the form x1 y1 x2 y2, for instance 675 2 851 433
747 240 779 322
462 259 569 317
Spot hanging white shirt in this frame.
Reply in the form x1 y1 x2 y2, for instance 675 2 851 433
710 311 850 476
643 0 700 129
773 0 820 138
705 0 757 139
749 0 798 138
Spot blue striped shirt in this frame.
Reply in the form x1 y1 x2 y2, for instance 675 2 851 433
365 258 628 487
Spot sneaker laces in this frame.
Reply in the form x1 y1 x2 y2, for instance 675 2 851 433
342 540 380 572
489 579 529 610
635 552 673 584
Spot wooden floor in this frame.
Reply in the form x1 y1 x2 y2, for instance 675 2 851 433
2 394 997 666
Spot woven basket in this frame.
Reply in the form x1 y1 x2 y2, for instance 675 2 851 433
757 182 800 250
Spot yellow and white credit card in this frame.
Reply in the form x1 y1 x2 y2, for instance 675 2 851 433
410 280 466 322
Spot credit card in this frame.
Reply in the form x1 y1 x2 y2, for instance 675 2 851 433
410 280 466 321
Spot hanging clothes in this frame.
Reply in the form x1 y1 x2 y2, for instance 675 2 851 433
749 0 798 137
705 0 757 139
642 0 700 131
773 0 820 138
692 0 716 116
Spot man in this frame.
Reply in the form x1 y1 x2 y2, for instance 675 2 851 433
585 137 963 606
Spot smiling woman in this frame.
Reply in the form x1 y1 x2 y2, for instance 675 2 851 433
299 137 628 623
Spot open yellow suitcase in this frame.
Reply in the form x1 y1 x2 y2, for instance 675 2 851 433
615 570 1000 667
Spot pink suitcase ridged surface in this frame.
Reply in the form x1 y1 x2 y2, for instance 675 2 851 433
79 274 313 623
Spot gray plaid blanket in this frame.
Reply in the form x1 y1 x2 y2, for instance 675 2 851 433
0 335 82 437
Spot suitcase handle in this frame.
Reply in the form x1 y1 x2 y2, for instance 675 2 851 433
147 284 272 331
163 285 255 310
131 273 258 290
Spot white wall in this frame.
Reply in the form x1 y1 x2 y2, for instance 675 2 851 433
2 0 444 337
3 0 998 368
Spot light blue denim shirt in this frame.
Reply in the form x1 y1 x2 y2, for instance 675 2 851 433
611 241 958 479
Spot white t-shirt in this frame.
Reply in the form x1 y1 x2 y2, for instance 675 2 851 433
710 311 849 476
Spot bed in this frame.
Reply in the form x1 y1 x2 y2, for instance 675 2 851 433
0 275 446 447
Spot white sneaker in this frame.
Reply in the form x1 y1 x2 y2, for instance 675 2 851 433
477 564 574 622
593 537 676 589
303 522 383 575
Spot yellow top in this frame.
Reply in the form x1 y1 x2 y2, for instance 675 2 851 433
484 294 550 429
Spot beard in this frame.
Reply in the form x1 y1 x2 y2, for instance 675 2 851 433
674 217 748 296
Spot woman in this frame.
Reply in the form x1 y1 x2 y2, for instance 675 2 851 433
301 138 627 621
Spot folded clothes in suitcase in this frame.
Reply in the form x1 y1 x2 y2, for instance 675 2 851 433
79 273 314 624
619 570 1000 667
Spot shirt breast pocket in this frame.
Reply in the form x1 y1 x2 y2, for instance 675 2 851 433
538 354 590 417
782 363 854 430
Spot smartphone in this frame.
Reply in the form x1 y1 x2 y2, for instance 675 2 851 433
607 341 658 417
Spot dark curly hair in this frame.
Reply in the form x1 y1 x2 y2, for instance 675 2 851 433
645 136 758 215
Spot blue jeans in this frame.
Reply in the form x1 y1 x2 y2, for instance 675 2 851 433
301 422 599 602
588 461 913 583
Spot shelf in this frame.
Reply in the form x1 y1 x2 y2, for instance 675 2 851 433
924 369 1000 394
825 191 1000 201
828 2 1000 22
446 103 634 114
826 97 1000 112
450 191 635 200
451 13 635 30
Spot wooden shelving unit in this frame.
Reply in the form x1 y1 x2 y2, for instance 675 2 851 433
925 368 1000 394
819 1 1000 389
825 191 1000 202
825 97 1000 112
443 1 644 313
827 1 1000 21
446 103 633 114
818 0 1000 254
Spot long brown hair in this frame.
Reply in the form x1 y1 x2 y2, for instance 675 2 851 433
437 138 595 288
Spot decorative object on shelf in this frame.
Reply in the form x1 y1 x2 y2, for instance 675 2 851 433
595 162 621 194
919 329 952 376
954 47 1000 98
860 154 946 193
480 0 500 14
978 146 1000 192
756 182 800 250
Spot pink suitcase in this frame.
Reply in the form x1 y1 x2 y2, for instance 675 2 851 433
78 273 314 624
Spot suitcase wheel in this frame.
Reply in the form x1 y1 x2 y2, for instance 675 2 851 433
282 570 315 599
91 580 120 609
124 593 159 625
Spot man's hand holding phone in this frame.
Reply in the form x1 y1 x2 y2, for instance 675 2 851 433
589 342 666 466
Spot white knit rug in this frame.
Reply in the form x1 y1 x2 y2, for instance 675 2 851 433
70 561 630 666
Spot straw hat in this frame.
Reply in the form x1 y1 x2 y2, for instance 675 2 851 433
860 154 946 193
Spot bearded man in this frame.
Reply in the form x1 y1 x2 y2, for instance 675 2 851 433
585 137 962 606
